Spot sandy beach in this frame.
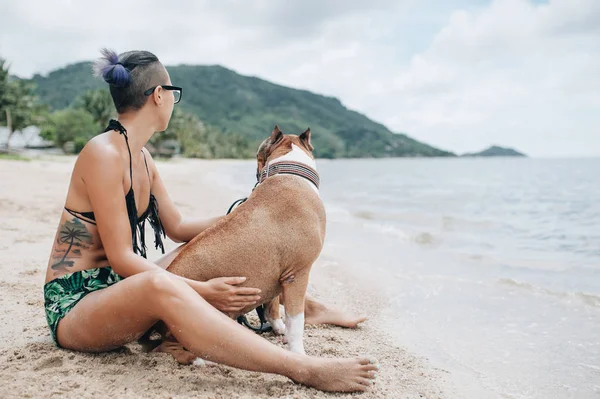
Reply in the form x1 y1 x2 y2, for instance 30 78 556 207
0 156 455 399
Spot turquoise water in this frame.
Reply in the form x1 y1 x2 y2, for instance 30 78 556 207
209 157 600 399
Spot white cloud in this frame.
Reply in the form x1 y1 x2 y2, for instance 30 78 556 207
368 0 600 157
0 0 598 157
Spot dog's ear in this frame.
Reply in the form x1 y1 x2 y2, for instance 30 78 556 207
270 125 283 144
299 128 314 151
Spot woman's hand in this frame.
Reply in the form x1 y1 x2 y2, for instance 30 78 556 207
193 277 261 313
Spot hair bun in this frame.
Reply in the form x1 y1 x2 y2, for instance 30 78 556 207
105 63 130 87
92 48 131 87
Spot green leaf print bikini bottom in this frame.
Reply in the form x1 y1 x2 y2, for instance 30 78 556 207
43 267 123 346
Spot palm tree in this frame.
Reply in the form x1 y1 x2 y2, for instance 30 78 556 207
0 59 47 150
73 89 114 129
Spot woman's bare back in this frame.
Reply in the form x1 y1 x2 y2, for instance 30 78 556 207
44 131 153 283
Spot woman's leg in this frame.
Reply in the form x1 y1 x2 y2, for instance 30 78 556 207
56 271 377 392
156 245 368 328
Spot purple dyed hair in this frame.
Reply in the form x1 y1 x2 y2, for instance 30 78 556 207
92 48 130 88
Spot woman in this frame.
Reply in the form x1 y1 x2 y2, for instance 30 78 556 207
43 49 376 392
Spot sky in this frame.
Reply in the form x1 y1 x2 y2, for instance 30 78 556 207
0 0 598 157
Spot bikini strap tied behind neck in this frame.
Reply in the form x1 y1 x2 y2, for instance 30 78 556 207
105 119 128 136
104 119 133 188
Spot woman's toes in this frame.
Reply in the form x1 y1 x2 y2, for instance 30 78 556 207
359 357 377 365
361 363 379 372
360 370 377 378
356 377 373 387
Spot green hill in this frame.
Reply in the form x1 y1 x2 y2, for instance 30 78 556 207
29 62 454 158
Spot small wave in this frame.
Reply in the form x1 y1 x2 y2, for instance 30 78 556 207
351 209 411 223
441 215 497 232
413 232 439 246
366 222 410 241
328 206 436 245
498 278 600 308
395 273 483 285
349 208 437 224
364 222 442 247
350 209 500 232
324 204 354 223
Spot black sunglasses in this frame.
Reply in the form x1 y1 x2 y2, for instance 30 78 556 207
144 85 183 104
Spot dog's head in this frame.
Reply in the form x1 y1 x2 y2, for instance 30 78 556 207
256 125 314 179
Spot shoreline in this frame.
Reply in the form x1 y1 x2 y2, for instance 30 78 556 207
0 157 456 398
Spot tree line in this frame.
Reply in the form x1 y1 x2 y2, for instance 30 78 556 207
0 58 255 158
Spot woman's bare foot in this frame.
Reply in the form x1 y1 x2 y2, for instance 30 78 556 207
293 357 378 392
304 298 367 328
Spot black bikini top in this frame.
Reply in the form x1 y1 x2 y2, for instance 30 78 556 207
64 119 166 258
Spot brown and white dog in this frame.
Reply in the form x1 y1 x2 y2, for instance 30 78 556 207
153 126 324 361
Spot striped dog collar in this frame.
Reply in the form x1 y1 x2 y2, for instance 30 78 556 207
259 161 320 189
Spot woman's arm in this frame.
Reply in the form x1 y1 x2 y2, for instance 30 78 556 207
171 215 224 243
142 149 223 243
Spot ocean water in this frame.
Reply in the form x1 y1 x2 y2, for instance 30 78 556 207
206 157 600 399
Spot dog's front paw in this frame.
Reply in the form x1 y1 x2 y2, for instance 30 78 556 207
271 318 286 335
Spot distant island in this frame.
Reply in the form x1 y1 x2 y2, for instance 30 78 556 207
461 145 527 157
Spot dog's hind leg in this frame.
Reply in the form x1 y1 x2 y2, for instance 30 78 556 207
281 269 311 355
265 296 286 335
